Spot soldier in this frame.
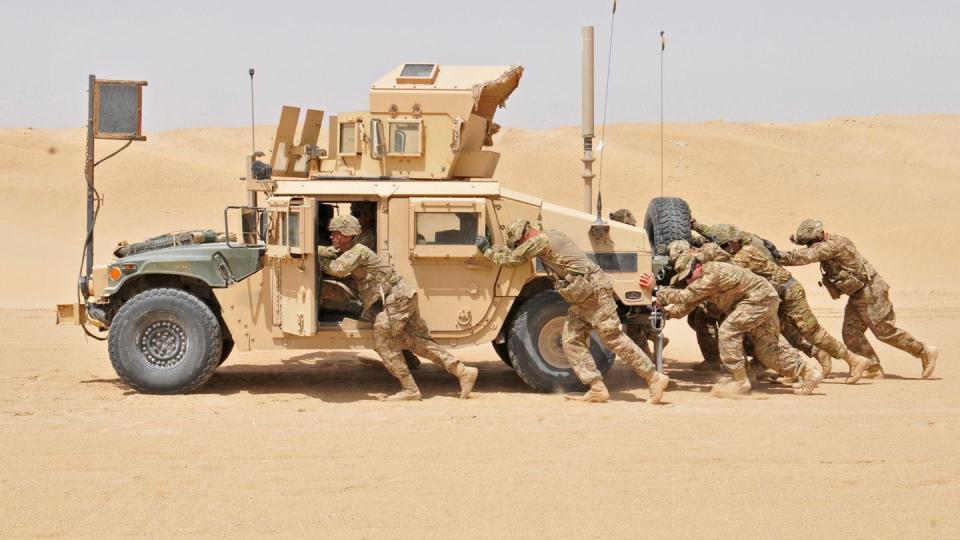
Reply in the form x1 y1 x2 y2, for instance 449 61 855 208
706 224 874 383
319 215 478 400
778 219 938 379
639 254 823 396
477 219 670 403
667 239 727 372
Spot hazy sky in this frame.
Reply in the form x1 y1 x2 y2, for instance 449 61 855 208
2 0 958 131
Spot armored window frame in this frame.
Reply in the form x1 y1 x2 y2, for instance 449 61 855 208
397 64 438 85
387 119 423 157
337 120 361 155
409 198 485 259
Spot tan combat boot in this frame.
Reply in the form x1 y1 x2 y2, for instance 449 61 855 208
711 367 751 397
566 380 610 403
864 362 885 379
645 371 670 404
844 352 872 384
794 357 824 395
921 345 938 379
383 374 422 401
812 346 833 377
454 364 479 399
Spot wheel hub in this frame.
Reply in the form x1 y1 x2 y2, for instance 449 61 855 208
140 320 187 369
537 317 571 369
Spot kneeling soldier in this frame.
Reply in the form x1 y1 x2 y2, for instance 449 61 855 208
320 215 478 400
478 219 669 403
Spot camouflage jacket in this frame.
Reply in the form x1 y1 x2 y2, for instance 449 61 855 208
690 242 731 264
700 244 792 288
778 234 875 295
319 242 403 312
693 221 772 259
656 261 778 319
484 230 600 279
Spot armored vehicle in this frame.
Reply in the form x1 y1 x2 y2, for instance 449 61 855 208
58 62 691 394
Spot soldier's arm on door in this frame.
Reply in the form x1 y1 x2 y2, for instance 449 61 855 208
322 247 364 277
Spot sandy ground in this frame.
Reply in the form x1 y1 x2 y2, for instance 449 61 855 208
1 116 959 536
2 305 958 537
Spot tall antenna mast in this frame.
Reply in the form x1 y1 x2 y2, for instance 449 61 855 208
659 31 666 198
248 68 256 155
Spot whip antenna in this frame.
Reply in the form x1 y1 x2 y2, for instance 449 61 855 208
659 31 666 197
249 68 256 155
595 0 618 220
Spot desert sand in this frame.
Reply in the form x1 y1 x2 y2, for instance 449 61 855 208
1 115 959 537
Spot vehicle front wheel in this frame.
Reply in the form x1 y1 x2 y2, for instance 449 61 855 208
107 288 223 394
507 291 614 392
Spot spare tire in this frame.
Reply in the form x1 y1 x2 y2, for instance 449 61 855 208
644 197 692 255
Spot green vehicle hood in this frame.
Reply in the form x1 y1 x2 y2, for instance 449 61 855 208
102 242 264 296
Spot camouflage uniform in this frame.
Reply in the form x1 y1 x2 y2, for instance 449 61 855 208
657 259 815 391
778 220 936 378
483 220 668 402
693 220 772 259
322 217 476 399
670 240 729 369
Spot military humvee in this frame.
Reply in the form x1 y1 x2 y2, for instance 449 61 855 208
57 63 691 394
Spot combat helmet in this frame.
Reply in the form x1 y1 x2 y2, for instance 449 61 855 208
609 208 637 226
667 239 690 261
670 253 698 285
707 224 740 247
329 215 362 236
793 219 824 245
504 218 531 248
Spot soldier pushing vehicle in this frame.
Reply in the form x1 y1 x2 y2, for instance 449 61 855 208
479 218 670 403
778 219 938 379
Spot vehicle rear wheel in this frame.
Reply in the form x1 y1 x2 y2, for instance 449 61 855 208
644 197 691 255
507 291 614 392
108 288 223 394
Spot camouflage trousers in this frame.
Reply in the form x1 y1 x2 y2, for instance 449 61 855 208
843 275 924 361
719 295 804 378
688 305 722 364
372 283 463 381
562 277 657 385
779 281 847 359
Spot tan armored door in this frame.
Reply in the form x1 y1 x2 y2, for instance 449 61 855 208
395 197 498 332
265 197 317 336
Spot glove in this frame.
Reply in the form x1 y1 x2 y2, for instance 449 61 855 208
475 235 490 252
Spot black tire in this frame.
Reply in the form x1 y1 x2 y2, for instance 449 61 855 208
492 340 512 366
107 288 223 394
644 197 691 255
507 291 615 392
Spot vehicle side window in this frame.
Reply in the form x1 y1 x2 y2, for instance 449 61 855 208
416 212 479 245
388 121 421 155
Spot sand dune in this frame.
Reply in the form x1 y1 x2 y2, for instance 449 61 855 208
2 116 959 536
1 115 957 309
